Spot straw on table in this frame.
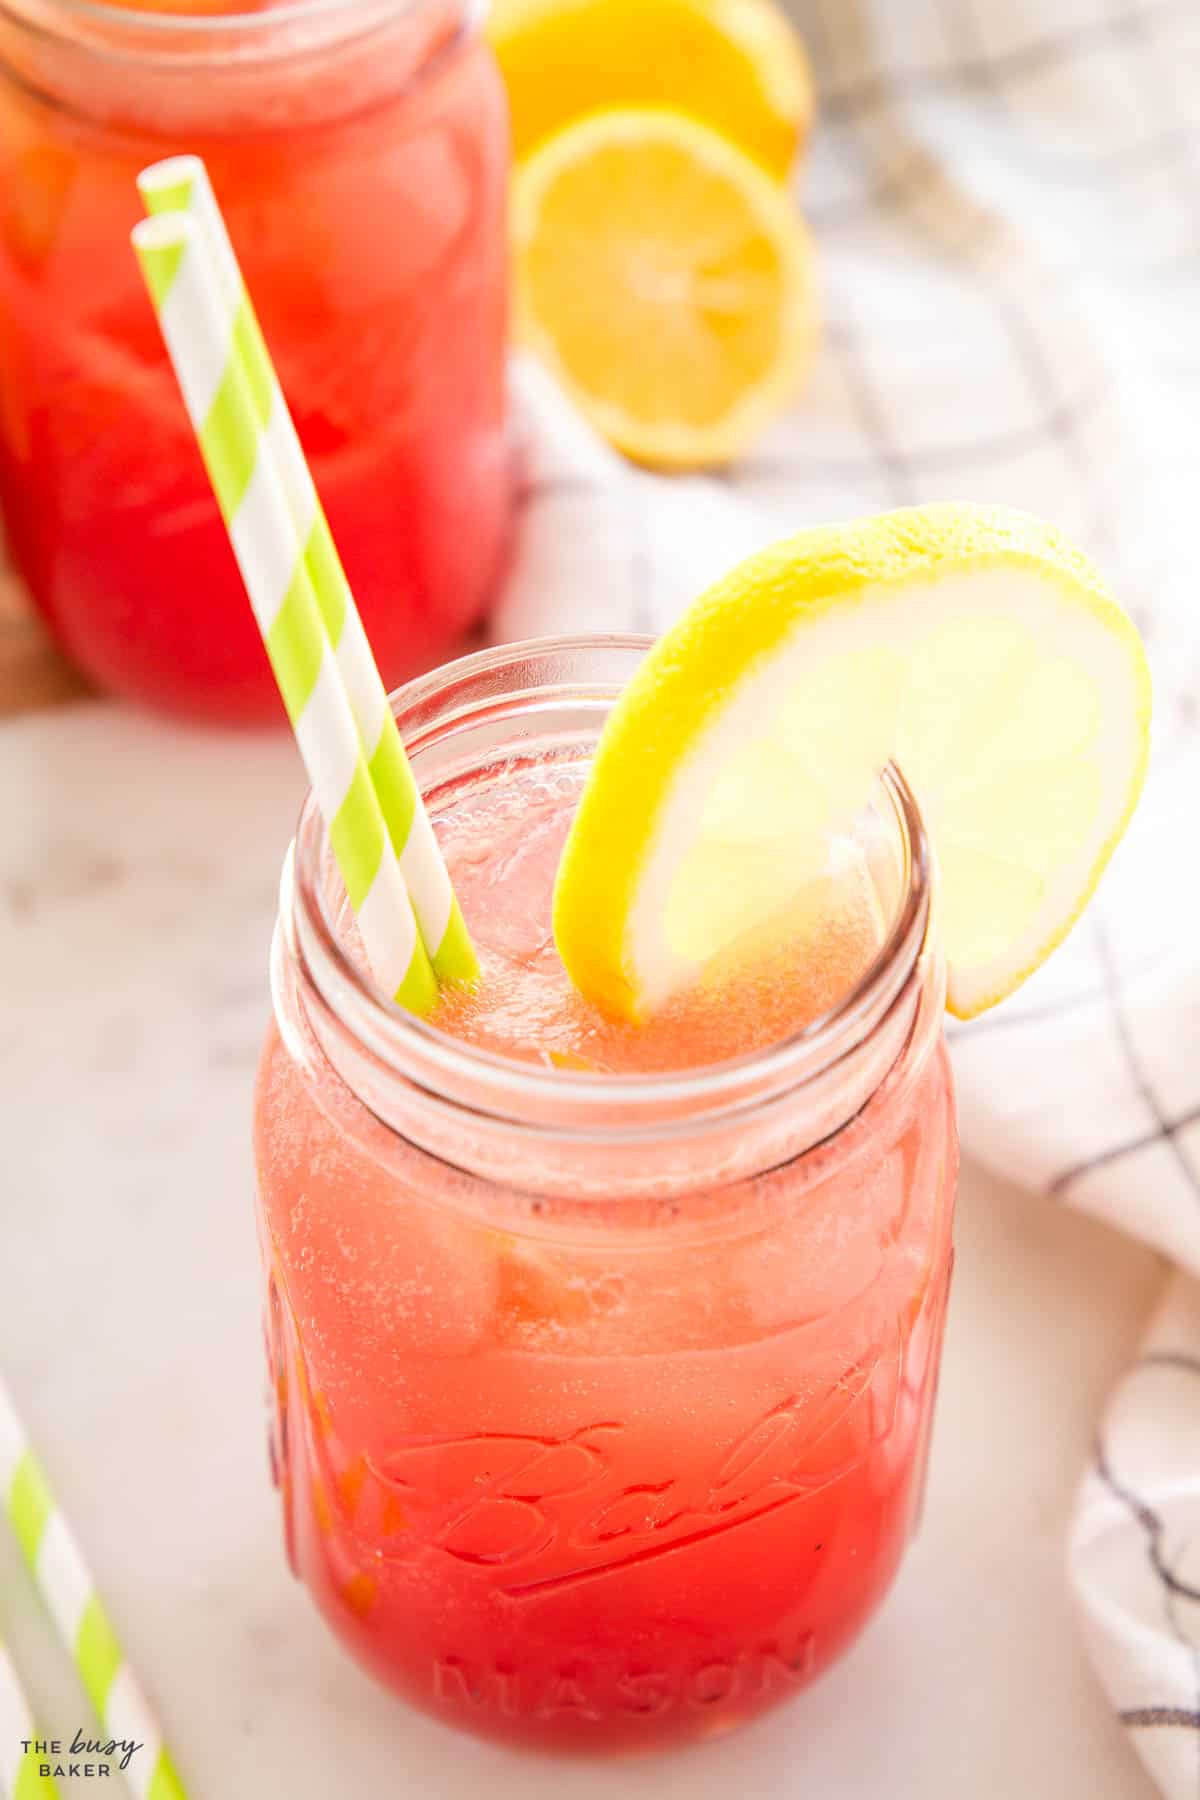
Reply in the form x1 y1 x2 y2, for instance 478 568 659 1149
0 1381 184 1800
137 155 478 990
132 209 438 1014
0 1642 60 1799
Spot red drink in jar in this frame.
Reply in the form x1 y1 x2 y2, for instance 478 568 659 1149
254 639 959 1749
0 0 511 719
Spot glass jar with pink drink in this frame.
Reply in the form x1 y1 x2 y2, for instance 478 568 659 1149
253 637 959 1750
0 0 511 720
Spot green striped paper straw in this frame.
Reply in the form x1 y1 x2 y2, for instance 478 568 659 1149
0 1641 60 1799
137 155 478 991
0 1380 184 1800
132 209 437 1015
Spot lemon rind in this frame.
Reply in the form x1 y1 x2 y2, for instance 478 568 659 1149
512 106 819 471
553 503 1152 1022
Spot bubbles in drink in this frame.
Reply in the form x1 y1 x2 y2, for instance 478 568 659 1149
253 735 957 1750
433 759 889 1070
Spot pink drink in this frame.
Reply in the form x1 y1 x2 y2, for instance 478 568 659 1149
0 0 510 720
254 638 958 1750
433 765 894 1071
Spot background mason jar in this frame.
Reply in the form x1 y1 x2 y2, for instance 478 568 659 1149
0 0 512 719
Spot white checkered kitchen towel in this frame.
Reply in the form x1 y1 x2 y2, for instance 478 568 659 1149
496 1 1200 1791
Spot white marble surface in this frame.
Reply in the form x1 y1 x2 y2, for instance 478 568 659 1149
0 703 1167 1798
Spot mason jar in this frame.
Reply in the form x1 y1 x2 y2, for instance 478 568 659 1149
253 636 959 1749
0 0 511 719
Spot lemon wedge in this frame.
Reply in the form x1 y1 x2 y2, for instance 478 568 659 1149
512 108 818 470
489 0 815 178
553 504 1152 1020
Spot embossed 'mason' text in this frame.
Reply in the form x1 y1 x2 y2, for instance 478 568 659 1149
432 1636 817 1721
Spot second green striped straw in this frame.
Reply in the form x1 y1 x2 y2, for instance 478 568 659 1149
0 1379 184 1800
0 1640 60 1798
132 209 437 1015
136 155 478 991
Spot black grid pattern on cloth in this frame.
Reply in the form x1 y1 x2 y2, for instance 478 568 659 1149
1049 912 1200 1198
1092 1343 1200 1785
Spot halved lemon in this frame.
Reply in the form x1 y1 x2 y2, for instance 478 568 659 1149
553 504 1152 1021
489 0 815 178
512 108 818 470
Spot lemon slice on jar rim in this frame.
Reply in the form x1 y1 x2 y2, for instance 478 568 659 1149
552 504 1152 1022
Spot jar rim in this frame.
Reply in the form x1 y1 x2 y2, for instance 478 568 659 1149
281 634 936 1139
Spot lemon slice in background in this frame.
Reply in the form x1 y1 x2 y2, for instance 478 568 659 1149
553 504 1152 1021
512 108 818 470
489 0 815 178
